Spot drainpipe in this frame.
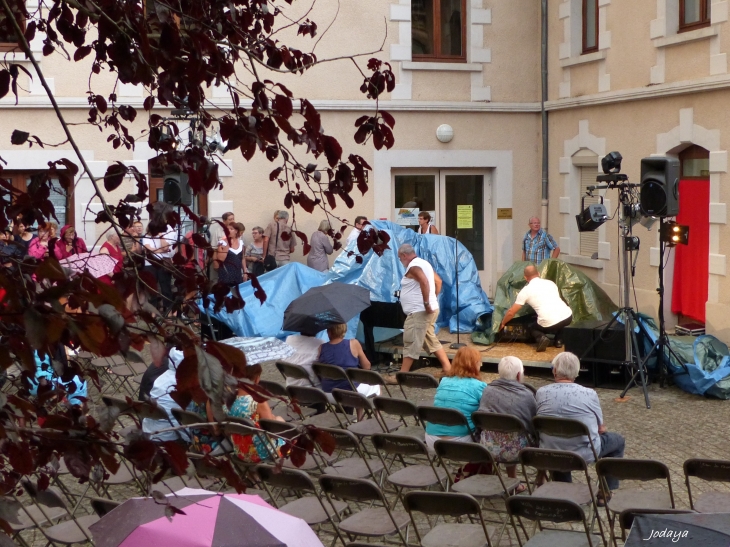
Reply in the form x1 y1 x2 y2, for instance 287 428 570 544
540 0 549 228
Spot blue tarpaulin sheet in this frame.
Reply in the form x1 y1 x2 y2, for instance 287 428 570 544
203 220 493 339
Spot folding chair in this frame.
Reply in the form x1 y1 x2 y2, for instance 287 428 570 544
403 491 496 547
256 419 335 473
596 458 675 547
6 493 68 547
316 426 385 482
395 371 439 400
256 463 348 543
532 416 600 463
287 385 348 428
90 355 126 395
418 406 477 441
312 363 358 392
319 475 411 545
684 458 730 513
433 440 521 544
331 388 401 437
108 359 148 397
187 453 266 497
17 482 99 546
373 396 426 441
506 496 603 547
89 497 121 517
471 411 533 466
276 361 316 386
259 379 316 421
518 448 605 544
347 368 396 397
371 433 447 508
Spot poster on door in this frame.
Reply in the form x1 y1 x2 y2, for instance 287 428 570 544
394 208 419 226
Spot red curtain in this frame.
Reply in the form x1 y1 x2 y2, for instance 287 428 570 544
671 179 709 323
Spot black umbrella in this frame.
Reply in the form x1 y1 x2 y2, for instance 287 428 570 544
625 512 730 547
283 283 371 336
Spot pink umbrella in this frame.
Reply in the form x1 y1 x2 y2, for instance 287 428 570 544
89 488 325 547
59 252 118 279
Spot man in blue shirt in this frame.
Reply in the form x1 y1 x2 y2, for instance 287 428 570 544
522 217 560 264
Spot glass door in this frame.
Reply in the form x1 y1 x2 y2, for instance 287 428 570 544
441 173 484 270
394 171 439 232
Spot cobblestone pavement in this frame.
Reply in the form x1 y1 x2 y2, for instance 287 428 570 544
19 358 730 547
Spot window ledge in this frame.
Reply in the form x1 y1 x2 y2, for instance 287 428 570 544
653 25 718 48
559 50 607 68
402 61 483 72
560 254 605 269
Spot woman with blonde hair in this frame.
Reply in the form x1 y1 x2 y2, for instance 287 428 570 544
424 346 486 450
307 219 334 271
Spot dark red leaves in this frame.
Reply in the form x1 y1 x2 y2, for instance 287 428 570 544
10 130 28 145
104 162 127 192
250 275 267 305
6 442 33 475
0 70 9 99
74 46 92 61
205 340 247 378
143 96 155 111
273 94 293 119
322 136 342 167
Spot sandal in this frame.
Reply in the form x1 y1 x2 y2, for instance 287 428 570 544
514 483 527 494
596 491 612 507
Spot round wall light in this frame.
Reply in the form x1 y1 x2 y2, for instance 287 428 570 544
436 124 454 143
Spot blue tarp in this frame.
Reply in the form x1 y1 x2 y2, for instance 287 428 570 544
203 220 493 339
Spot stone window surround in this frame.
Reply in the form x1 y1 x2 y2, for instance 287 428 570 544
388 0 493 102
650 0 729 84
558 0 612 99
652 107 727 307
557 120 609 271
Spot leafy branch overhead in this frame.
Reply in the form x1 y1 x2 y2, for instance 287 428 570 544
0 0 395 519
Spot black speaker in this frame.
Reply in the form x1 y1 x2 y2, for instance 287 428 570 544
640 157 680 217
163 173 192 206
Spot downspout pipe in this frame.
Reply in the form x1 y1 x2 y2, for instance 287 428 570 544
540 0 549 228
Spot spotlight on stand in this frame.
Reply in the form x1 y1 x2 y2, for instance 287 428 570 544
625 203 658 231
576 196 608 232
601 151 623 174
660 222 689 247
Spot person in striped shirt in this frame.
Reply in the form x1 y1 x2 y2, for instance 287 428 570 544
522 217 560 264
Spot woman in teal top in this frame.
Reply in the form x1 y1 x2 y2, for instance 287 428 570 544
424 347 487 450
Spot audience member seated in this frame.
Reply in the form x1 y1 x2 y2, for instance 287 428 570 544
98 231 124 285
226 364 285 463
186 398 223 455
12 216 36 256
424 347 486 450
478 356 536 485
317 323 379 397
142 348 190 444
536 352 625 498
28 222 53 259
283 331 324 387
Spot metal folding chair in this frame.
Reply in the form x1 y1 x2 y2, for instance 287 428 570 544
684 457 730 513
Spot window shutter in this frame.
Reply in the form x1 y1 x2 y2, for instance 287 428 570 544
580 166 599 257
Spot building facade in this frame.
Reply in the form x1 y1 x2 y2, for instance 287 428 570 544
1 0 728 338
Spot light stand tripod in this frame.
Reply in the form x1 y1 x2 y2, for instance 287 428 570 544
577 183 653 408
450 229 466 350
635 218 687 387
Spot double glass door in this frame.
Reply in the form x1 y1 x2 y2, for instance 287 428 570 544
394 170 491 291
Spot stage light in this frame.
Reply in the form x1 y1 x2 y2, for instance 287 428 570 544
576 202 608 232
660 222 689 247
625 203 658 231
601 151 623 174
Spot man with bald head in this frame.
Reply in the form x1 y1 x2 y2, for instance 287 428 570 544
499 264 573 352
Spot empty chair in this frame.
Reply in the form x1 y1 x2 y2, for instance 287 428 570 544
7 490 68 547
257 419 336 473
519 448 605 543
373 396 426 441
319 475 411 545
433 440 520 545
371 433 447 505
684 458 730 513
256 464 348 542
332 388 401 437
18 482 99 546
89 497 121 517
317 426 385 482
395 371 439 399
506 496 603 547
403 491 496 547
596 458 675 547
287 385 348 428
347 368 396 397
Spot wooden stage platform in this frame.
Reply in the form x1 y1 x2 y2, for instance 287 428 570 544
373 331 562 370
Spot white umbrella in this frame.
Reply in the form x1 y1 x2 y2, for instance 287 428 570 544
220 336 295 365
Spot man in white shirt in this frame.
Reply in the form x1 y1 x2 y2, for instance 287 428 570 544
384 244 451 384
499 264 573 352
346 216 368 247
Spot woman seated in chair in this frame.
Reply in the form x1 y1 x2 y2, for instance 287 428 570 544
478 356 536 487
424 347 486 450
226 364 285 463
317 323 379 397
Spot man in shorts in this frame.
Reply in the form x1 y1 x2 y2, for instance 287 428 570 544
383 244 451 384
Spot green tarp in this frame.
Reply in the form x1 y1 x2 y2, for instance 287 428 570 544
472 259 618 345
